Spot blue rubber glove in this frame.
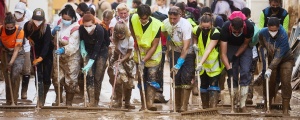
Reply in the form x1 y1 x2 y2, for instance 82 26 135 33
80 40 87 58
55 47 65 55
167 35 171 41
82 59 95 74
171 57 185 74
149 81 160 89
51 26 60 36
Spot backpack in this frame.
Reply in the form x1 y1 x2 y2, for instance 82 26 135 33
228 11 248 36
151 11 168 22
185 7 200 24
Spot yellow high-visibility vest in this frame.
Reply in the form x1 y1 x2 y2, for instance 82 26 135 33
131 14 162 67
193 26 224 77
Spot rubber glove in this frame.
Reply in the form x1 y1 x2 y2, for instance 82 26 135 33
55 47 65 55
138 61 145 70
51 26 60 36
193 44 199 52
172 57 185 74
33 57 43 66
227 69 233 78
231 55 238 63
82 59 95 74
167 35 171 41
196 64 203 71
80 40 87 58
264 68 272 79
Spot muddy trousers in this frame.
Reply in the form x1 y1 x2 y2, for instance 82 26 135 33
85 47 108 107
34 54 53 107
21 51 31 99
2 51 24 105
263 60 293 115
247 57 258 104
200 72 220 109
52 52 81 106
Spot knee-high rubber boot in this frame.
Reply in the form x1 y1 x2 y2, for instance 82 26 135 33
139 89 146 111
66 93 75 106
38 82 45 107
124 88 135 109
112 86 122 108
282 99 290 115
180 88 191 112
43 85 50 104
201 91 209 109
87 87 96 107
246 85 253 105
192 80 199 96
146 86 157 111
229 88 238 111
52 86 63 106
21 75 30 99
175 88 182 112
240 86 249 113
208 90 219 108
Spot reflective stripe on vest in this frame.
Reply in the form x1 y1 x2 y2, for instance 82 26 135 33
194 27 224 77
131 14 162 67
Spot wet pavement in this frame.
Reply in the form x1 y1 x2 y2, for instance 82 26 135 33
0 61 300 119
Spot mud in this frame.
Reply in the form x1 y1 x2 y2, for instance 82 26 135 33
0 62 300 119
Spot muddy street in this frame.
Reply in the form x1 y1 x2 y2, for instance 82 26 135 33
0 62 300 119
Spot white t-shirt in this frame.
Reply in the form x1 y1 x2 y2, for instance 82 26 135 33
25 8 33 21
213 1 231 17
232 0 246 10
16 18 30 52
117 37 134 56
162 17 193 54
85 3 96 11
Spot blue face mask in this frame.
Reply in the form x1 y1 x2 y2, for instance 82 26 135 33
62 19 72 26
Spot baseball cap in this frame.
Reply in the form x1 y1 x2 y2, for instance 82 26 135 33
32 8 45 21
14 2 26 14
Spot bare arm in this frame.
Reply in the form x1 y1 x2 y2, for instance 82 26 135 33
120 49 132 63
179 39 190 59
9 46 21 66
142 38 160 62
220 41 230 70
199 40 219 65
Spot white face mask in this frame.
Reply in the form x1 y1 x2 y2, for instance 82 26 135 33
269 31 278 38
33 20 43 27
14 12 24 20
84 25 96 33
232 30 243 37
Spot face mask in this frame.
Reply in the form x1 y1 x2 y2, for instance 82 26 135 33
84 25 96 33
33 20 43 27
202 29 210 35
271 7 280 12
14 13 24 20
5 28 16 35
62 19 72 26
232 31 243 37
269 31 278 38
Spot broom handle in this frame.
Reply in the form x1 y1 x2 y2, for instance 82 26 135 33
195 52 201 109
83 57 87 107
32 46 40 109
3 51 15 106
171 44 176 112
56 30 61 106
109 54 121 108
230 63 234 113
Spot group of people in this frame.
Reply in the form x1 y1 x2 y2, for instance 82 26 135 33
0 0 294 116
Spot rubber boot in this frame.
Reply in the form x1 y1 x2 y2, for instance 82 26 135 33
87 87 96 107
21 75 30 99
208 90 219 108
175 88 182 112
180 88 191 112
240 86 249 113
139 89 146 111
66 93 74 106
282 99 290 116
229 88 238 112
43 85 50 104
5 82 12 105
201 92 209 109
146 86 157 111
112 86 122 108
246 85 253 105
52 86 63 106
154 92 168 103
38 82 45 107
124 89 135 109
192 81 199 96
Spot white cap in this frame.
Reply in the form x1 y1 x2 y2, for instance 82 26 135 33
14 2 26 14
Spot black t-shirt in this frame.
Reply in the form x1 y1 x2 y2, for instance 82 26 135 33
129 16 161 38
220 20 254 46
202 32 220 45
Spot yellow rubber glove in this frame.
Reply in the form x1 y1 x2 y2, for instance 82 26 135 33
33 57 43 66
